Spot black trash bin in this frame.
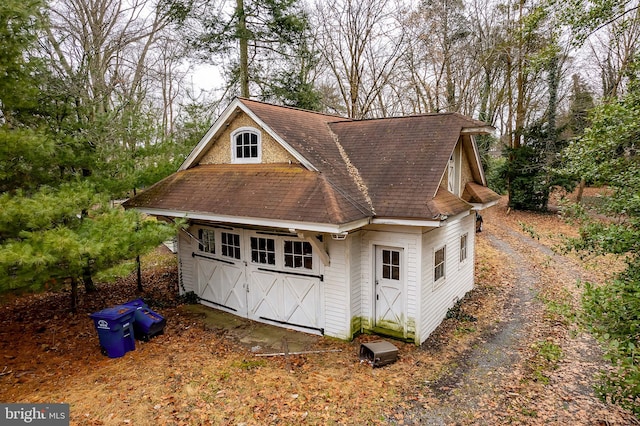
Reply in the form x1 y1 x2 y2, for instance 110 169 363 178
89 305 136 358
359 341 398 367
123 298 166 341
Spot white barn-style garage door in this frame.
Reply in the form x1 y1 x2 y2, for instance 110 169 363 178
193 226 323 334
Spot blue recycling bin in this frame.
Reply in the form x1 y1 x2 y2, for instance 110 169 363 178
123 298 166 341
89 305 136 358
122 298 148 310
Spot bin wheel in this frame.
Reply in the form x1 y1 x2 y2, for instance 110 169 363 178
100 346 107 356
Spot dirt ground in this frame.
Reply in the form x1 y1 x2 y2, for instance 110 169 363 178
1 190 638 425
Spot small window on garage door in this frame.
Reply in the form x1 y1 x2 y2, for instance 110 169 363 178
251 237 275 265
221 232 241 259
284 240 313 270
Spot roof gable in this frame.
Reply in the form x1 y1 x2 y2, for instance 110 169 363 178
180 98 329 171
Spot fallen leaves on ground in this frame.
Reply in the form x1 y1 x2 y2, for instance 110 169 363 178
0 191 638 425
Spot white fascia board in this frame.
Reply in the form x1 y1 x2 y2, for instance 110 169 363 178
468 134 488 185
461 126 494 135
441 210 472 225
179 98 243 171
134 207 370 234
470 199 500 210
371 217 442 227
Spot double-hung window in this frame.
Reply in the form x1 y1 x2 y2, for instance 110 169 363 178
460 234 468 263
434 246 446 283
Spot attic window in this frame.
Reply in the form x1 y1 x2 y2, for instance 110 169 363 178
231 127 261 163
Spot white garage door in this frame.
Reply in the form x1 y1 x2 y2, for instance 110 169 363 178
247 265 322 333
196 256 246 314
193 227 323 334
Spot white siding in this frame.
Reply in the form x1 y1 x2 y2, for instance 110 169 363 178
419 213 476 344
349 231 363 337
177 229 197 295
323 237 351 339
360 228 421 341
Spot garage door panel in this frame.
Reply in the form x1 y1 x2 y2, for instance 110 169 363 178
219 265 245 312
282 276 319 328
247 269 321 331
197 260 218 301
248 271 281 320
196 258 246 314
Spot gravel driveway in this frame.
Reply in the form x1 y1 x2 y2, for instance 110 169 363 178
398 219 638 425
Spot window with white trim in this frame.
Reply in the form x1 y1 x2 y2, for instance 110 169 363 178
251 237 276 265
198 229 215 254
382 249 400 280
221 232 241 259
231 128 261 163
460 233 468 263
434 246 446 282
284 240 313 270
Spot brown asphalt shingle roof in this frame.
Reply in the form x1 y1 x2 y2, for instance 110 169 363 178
329 114 485 219
125 99 498 227
125 164 369 224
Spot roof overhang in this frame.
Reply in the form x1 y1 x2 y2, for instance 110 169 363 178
135 207 371 234
461 125 495 135
371 217 442 227
469 199 500 210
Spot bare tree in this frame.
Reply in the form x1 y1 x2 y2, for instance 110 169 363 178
42 0 179 149
312 0 407 118
583 5 640 98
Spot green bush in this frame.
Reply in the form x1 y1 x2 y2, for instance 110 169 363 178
581 263 640 416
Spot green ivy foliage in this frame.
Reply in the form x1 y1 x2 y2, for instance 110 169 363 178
563 89 640 416
582 264 640 415
500 123 575 211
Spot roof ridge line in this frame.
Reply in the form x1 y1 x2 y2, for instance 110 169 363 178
238 97 353 122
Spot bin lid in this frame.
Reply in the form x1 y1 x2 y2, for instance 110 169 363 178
123 298 148 310
89 305 135 321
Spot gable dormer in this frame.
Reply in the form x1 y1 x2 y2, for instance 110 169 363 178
197 110 298 166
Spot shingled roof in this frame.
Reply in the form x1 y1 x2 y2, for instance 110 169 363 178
124 98 496 230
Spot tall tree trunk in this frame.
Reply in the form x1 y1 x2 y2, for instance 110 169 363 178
237 0 249 98
136 255 143 292
546 53 559 167
70 277 78 314
576 178 586 203
82 260 97 293
513 0 527 150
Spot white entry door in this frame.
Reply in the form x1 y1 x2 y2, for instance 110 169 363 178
375 246 404 333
